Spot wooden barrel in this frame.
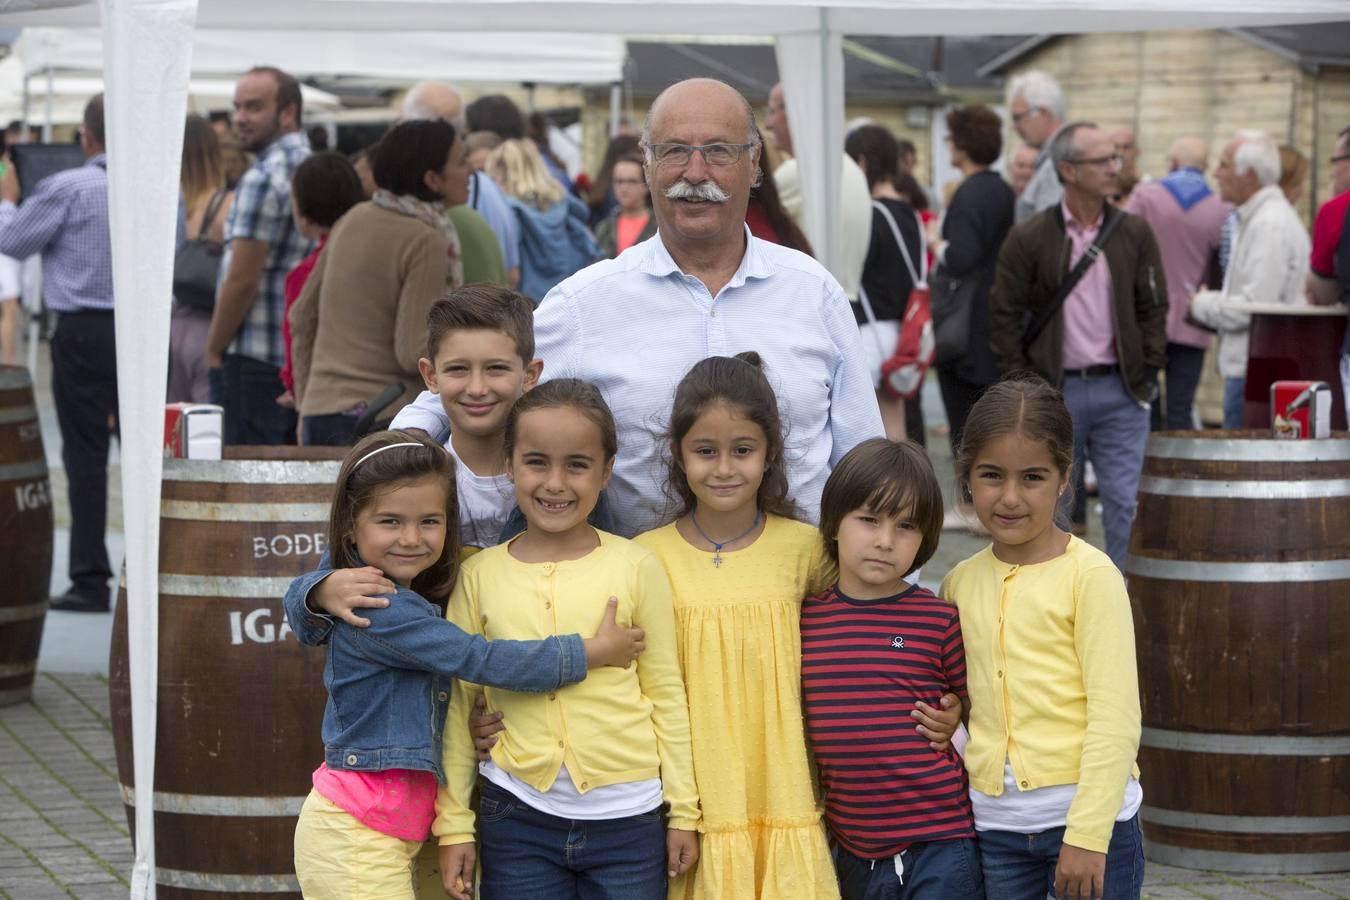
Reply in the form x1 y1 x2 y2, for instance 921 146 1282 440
0 365 53 707
1128 430 1350 875
109 446 345 898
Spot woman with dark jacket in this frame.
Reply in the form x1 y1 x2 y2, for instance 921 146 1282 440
929 105 1015 456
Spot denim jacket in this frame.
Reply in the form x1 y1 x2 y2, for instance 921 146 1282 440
283 561 588 782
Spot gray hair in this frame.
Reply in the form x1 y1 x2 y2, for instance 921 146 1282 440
641 78 761 151
1168 136 1208 171
1048 120 1097 185
401 81 465 130
1008 70 1065 122
1231 129 1279 187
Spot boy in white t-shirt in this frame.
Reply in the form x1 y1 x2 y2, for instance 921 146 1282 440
413 285 542 552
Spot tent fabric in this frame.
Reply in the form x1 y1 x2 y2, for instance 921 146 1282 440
15 25 627 83
96 0 198 895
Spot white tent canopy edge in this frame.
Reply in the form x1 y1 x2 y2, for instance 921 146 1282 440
2 1 1348 897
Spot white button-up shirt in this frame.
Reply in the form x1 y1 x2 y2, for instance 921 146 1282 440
393 227 884 536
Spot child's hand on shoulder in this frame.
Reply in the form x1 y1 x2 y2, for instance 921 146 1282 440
912 692 962 751
439 842 476 900
583 597 646 669
309 566 395 627
667 828 699 879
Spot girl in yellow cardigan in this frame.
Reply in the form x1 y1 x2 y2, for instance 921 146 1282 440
941 376 1144 900
435 379 699 900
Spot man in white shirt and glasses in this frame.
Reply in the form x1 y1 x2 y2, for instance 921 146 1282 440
394 77 883 533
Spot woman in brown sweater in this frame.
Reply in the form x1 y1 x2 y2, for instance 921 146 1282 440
290 119 468 445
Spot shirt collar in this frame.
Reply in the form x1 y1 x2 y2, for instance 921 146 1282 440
258 130 310 160
1059 198 1104 232
1237 183 1282 220
640 223 771 289
86 153 108 169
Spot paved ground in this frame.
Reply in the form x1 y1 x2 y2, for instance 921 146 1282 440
3 343 1348 897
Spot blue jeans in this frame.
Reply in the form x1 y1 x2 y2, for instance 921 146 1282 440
1061 374 1150 571
1150 343 1206 431
208 354 297 446
476 778 667 900
834 837 985 900
978 814 1144 900
1222 376 1246 429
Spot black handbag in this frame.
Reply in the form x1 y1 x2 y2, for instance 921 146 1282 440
173 189 228 312
929 265 980 366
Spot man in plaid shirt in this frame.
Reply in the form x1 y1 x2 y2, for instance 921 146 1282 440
206 66 312 445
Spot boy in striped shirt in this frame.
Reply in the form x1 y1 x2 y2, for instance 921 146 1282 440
802 439 983 899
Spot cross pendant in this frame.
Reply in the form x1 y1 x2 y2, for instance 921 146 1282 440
712 553 722 568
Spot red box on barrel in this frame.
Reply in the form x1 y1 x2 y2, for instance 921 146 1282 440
1270 380 1331 439
164 403 223 459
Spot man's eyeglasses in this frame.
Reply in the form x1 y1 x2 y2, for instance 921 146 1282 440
1071 154 1123 168
1331 153 1350 164
1011 108 1040 124
612 178 646 187
645 142 756 167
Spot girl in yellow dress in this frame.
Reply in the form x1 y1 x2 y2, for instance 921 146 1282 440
634 352 840 900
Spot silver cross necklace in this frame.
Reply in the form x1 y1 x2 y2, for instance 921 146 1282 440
689 508 762 567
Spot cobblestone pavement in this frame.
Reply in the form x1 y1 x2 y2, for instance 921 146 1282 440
1 676 1348 898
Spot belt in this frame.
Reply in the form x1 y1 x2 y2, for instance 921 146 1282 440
1062 363 1118 377
56 307 114 316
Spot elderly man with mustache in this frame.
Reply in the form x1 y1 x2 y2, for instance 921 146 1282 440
395 77 883 534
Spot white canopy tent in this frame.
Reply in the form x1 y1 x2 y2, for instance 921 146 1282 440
2 1 1349 896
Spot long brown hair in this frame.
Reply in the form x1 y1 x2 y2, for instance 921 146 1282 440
750 152 813 256
328 430 460 606
663 351 798 520
181 114 224 209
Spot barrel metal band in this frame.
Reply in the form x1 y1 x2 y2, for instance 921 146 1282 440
0 602 47 624
0 405 37 424
1141 726 1350 755
129 573 297 599
1142 843 1350 875
0 371 33 390
159 500 331 523
119 784 305 816
1127 556 1350 583
1147 434 1350 462
1139 476 1350 500
0 460 48 481
1141 805 1350 834
156 867 301 893
164 459 341 484
0 661 37 678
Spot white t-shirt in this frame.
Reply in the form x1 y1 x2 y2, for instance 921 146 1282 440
444 440 514 550
971 760 1143 834
480 761 663 820
0 253 20 299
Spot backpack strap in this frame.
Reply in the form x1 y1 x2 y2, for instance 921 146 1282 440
872 199 927 287
198 188 228 240
1021 204 1125 352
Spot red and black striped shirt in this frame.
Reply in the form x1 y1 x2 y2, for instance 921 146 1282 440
800 582 974 858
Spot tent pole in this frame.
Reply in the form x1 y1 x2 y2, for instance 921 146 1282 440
609 82 621 138
43 69 53 143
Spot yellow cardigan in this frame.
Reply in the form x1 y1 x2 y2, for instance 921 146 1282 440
941 537 1141 854
433 531 699 845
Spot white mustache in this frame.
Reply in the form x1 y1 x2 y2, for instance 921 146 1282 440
664 180 730 202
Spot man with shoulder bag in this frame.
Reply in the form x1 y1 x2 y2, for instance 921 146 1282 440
989 122 1168 572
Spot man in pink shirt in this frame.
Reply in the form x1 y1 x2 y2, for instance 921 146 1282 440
1126 137 1230 430
990 122 1168 570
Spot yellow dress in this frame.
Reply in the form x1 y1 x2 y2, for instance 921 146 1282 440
636 515 840 900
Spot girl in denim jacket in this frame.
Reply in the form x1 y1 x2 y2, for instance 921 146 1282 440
290 430 644 898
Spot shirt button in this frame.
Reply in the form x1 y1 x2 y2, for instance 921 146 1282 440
346 754 358 765
997 670 1004 678
545 601 552 610
557 740 565 748
437 691 449 702
580 781 589 789
1021 780 1030 789
549 693 557 701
